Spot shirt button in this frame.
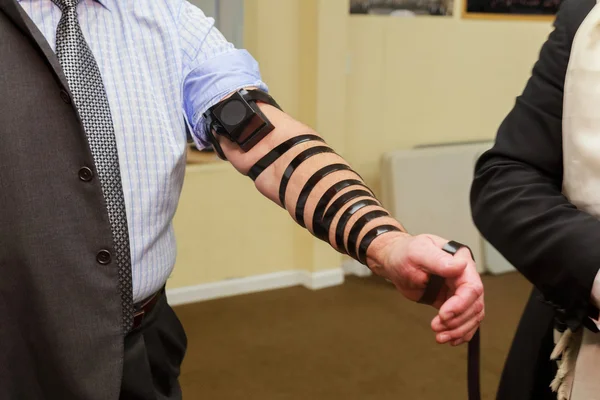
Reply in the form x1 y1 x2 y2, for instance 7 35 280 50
96 250 112 265
60 90 71 104
78 167 94 182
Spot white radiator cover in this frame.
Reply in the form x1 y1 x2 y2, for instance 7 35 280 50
380 142 515 275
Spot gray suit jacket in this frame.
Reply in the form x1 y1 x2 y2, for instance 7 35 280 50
0 1 124 398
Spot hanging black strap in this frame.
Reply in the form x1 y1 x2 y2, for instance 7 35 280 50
419 240 481 400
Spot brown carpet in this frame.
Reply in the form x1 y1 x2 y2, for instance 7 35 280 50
174 272 532 400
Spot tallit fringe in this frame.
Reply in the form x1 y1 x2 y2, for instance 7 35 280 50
550 329 583 400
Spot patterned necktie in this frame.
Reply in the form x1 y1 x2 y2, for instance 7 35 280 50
52 0 134 331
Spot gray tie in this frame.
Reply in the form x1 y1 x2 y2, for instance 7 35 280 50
52 0 134 331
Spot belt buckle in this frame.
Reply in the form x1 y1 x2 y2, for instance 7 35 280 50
133 308 145 329
133 308 146 329
132 289 163 330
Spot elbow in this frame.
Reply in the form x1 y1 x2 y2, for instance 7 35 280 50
469 181 487 239
469 160 493 239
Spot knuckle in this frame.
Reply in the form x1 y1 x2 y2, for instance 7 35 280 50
475 301 484 314
472 283 484 298
444 319 457 330
478 310 486 322
415 274 429 288
458 247 473 260
453 327 467 339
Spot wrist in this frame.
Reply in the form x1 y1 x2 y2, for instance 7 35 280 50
364 230 410 272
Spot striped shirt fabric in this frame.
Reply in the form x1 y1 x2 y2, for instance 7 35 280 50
17 0 268 301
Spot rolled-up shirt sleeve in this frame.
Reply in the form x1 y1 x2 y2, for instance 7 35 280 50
180 1 268 149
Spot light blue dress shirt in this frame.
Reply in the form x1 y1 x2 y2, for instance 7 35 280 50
18 0 268 301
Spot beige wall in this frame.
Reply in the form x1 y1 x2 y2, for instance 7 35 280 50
168 0 554 290
345 15 553 195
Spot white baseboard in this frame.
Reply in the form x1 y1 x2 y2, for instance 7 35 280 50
167 268 345 306
342 259 372 277
301 268 345 290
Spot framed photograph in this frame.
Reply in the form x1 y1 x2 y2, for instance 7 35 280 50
350 0 453 17
463 0 562 20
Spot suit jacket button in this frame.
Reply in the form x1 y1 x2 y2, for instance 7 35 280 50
97 250 112 265
60 90 71 104
79 167 94 182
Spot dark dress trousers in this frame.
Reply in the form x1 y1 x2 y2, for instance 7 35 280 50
0 1 126 398
470 0 600 398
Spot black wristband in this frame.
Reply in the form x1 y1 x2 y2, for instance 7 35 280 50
248 134 325 181
334 198 380 251
346 209 389 258
314 189 374 241
278 146 335 207
311 179 368 233
357 225 401 265
295 164 354 227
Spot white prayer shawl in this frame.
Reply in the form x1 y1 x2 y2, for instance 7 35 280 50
555 2 600 398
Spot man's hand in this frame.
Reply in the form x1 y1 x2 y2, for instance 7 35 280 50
369 233 484 346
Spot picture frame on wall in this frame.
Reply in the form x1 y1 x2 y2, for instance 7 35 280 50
349 0 454 17
463 0 562 20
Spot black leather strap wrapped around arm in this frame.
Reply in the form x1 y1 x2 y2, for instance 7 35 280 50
357 225 401 265
345 209 389 259
248 134 325 181
278 146 335 207
313 189 374 241
294 164 355 227
334 199 380 251
310 179 369 233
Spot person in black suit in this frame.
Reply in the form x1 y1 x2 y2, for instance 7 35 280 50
471 0 600 398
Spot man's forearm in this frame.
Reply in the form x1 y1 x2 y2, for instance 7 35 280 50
216 103 407 268
209 93 485 345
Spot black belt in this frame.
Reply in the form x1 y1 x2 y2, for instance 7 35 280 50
419 241 481 400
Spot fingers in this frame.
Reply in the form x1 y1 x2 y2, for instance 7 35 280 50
438 263 483 321
407 235 467 278
432 256 484 345
451 326 479 347
435 307 484 344
431 294 483 332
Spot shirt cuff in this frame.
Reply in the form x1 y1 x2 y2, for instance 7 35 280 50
183 49 268 150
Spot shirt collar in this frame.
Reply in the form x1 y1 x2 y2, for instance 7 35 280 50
17 0 112 11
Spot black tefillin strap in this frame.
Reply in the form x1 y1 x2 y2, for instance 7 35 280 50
248 134 325 181
418 241 481 400
310 179 369 232
357 225 401 265
278 146 335 207
294 164 355 227
335 198 380 252
313 189 374 241
346 210 389 259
